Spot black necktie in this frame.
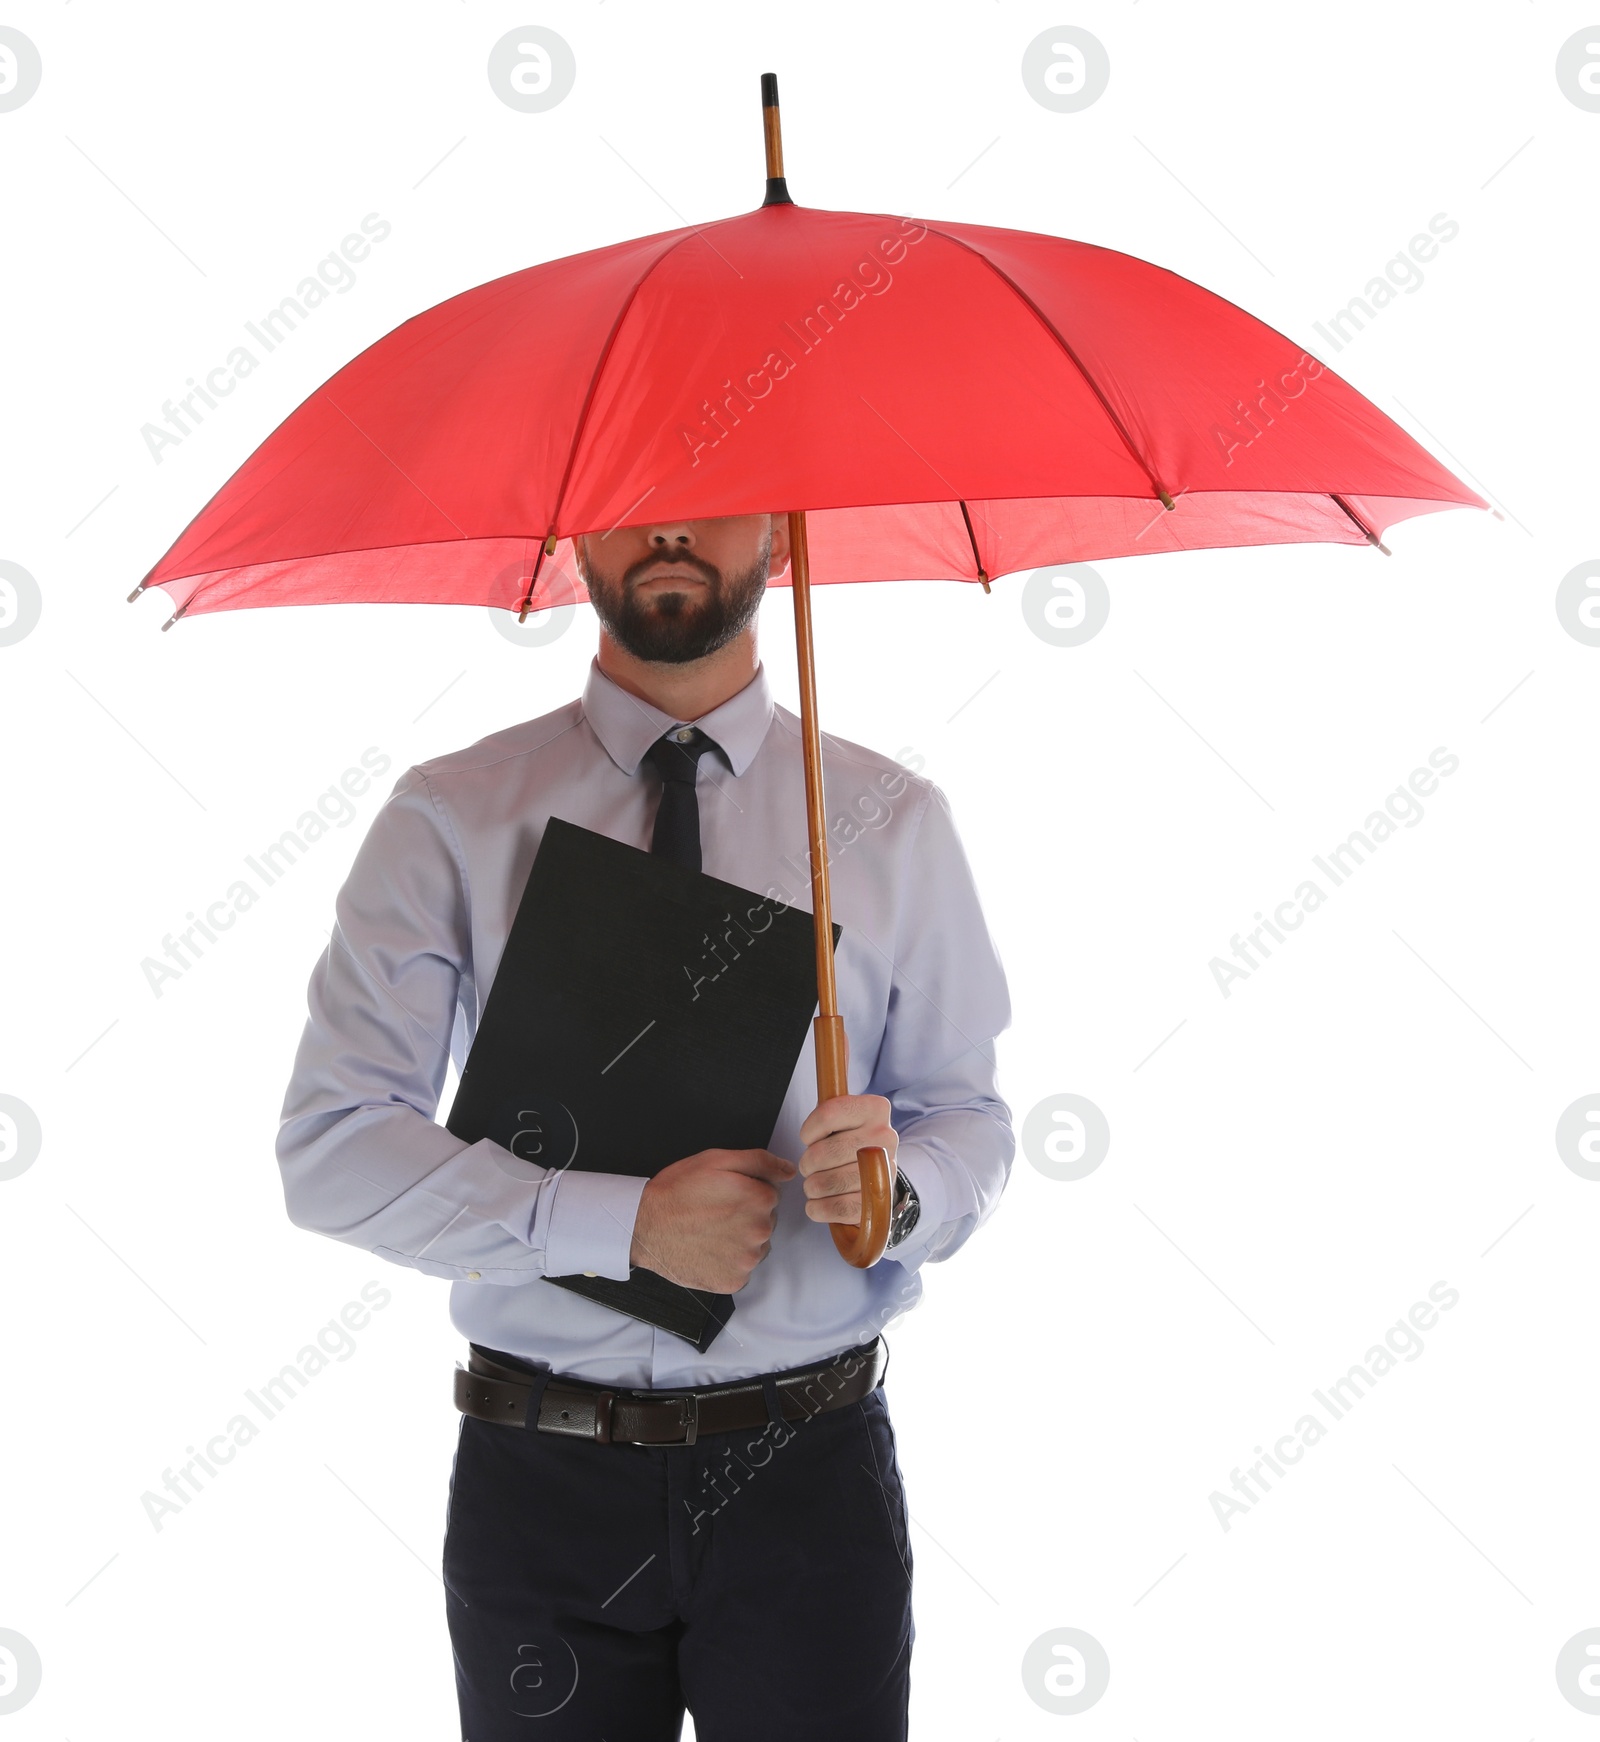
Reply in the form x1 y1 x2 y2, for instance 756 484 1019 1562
644 726 722 872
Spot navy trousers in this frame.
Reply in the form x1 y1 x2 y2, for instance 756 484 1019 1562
441 1362 914 1740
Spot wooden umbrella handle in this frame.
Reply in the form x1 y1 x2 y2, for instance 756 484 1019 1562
808 947 893 1270
833 1145 893 1268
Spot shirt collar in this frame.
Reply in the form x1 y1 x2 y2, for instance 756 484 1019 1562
579 656 775 778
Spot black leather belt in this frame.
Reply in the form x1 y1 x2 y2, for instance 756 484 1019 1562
455 1337 886 1446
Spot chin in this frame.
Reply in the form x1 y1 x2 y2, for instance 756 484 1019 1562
624 623 737 665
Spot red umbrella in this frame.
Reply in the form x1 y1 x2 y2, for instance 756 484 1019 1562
133 75 1487 1265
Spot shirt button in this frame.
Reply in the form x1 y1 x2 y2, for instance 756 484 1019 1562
673 727 694 743
582 1270 598 1277
466 1270 481 1280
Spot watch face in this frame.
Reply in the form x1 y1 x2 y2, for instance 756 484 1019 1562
888 1171 920 1247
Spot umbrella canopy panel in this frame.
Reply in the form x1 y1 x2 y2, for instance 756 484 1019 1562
141 204 1485 620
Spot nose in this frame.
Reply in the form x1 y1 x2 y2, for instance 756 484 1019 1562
646 522 696 552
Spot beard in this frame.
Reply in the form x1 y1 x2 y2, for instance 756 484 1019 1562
582 531 772 665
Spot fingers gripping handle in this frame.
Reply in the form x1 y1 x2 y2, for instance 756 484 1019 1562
814 1013 893 1268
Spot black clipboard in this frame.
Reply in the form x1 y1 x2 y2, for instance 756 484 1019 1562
445 816 839 1351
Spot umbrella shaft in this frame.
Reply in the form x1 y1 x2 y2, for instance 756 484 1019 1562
788 509 847 1102
762 97 784 179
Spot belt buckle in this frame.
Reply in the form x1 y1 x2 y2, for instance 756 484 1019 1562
665 1392 699 1447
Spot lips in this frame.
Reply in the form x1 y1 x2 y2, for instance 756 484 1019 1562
630 571 714 599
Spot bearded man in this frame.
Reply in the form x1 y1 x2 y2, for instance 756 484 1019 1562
275 512 1014 1741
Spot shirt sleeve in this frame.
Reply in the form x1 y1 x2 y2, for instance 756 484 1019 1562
865 779 1015 1270
273 766 647 1285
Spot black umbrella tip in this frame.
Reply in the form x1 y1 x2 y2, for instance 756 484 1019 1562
761 72 779 107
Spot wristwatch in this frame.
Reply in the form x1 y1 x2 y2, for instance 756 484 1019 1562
886 1167 920 1250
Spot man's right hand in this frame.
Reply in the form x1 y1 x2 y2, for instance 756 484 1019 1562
628 1148 796 1293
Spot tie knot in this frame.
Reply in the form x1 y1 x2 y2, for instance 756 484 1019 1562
645 726 720 786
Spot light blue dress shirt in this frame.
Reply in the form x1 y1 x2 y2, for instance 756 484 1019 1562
275 657 1014 1388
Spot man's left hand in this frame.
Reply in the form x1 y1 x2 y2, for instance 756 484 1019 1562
797 1094 898 1225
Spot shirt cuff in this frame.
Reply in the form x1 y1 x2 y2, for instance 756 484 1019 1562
884 1143 948 1262
539 1169 648 1281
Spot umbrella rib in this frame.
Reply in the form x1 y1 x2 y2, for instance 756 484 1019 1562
1330 492 1391 554
917 222 1176 511
855 394 1000 583
956 500 988 586
534 220 748 606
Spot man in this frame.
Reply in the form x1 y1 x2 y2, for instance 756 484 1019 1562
275 512 1014 1740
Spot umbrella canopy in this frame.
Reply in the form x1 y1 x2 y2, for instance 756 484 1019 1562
134 76 1487 1270
137 184 1483 626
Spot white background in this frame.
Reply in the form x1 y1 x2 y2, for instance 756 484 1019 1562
2 2 1598 1737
